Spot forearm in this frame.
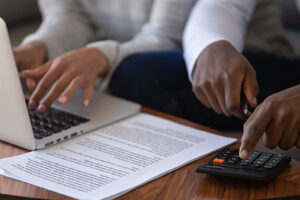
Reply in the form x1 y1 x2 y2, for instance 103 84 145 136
87 0 194 83
87 30 180 73
183 0 257 81
22 0 97 60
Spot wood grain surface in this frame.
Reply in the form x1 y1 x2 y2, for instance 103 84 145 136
0 107 299 200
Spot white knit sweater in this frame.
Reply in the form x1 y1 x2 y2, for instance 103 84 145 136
23 0 195 75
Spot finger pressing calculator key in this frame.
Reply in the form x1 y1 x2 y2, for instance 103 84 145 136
196 148 291 181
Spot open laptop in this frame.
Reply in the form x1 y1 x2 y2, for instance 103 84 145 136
0 18 141 150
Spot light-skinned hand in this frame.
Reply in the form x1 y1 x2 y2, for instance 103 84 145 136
192 40 259 119
240 84 300 160
21 47 109 112
13 41 47 91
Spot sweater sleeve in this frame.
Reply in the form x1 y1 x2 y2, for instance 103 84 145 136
22 0 97 60
87 0 195 82
183 0 258 81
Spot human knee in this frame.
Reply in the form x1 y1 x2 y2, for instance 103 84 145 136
109 54 149 97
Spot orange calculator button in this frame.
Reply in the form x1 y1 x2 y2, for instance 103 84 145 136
213 158 225 164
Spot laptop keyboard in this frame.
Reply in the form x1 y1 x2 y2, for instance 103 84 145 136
26 101 90 140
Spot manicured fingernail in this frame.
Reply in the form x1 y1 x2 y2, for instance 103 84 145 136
29 100 36 108
28 80 36 89
59 96 68 104
38 104 46 113
240 150 248 159
21 70 30 77
21 71 26 77
83 100 89 107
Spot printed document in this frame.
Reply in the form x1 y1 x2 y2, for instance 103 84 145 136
0 113 236 200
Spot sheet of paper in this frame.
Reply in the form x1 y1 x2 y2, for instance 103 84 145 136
0 113 236 200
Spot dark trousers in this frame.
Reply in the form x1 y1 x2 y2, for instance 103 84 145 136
109 50 300 131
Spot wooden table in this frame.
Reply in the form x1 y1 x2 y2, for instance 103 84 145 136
0 108 299 200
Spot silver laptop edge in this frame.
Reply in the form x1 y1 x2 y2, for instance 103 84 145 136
0 18 141 150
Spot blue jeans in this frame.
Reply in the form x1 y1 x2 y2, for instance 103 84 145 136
109 50 300 130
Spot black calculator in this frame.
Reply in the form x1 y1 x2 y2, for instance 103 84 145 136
196 148 291 181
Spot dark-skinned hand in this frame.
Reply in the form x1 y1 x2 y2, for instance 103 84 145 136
240 84 300 159
192 40 259 119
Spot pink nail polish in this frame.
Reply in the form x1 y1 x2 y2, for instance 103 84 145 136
83 100 89 107
59 96 68 104
38 104 46 113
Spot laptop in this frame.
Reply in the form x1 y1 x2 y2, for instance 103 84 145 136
0 18 141 150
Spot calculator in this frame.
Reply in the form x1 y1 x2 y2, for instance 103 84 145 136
196 148 291 181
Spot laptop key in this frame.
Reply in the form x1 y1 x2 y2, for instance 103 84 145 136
67 119 81 126
33 134 44 140
26 99 90 140
39 130 53 137
52 126 62 133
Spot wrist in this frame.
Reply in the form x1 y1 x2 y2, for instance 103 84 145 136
84 47 109 76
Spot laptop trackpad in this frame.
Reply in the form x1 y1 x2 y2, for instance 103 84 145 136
51 91 140 121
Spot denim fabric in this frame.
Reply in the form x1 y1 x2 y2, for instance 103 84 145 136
109 50 300 131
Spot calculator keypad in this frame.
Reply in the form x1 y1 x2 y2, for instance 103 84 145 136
196 148 291 181
211 148 283 170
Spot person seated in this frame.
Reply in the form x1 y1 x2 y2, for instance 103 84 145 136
14 0 195 112
108 0 300 158
15 0 299 158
